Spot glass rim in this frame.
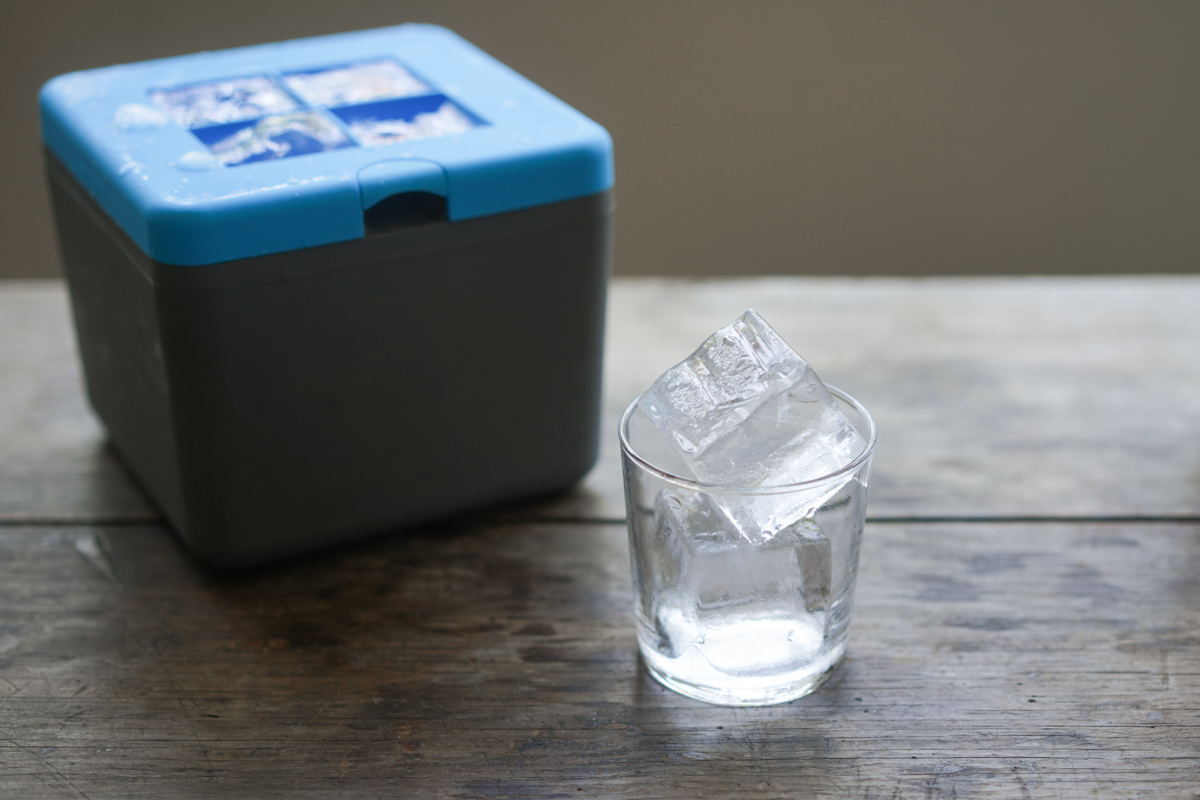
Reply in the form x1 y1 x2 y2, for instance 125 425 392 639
618 384 878 496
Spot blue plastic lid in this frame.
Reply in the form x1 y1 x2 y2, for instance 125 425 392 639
41 25 614 266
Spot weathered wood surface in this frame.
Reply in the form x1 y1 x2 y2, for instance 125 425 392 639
3 277 1199 523
2 277 1199 797
1 520 1197 798
0 283 155 521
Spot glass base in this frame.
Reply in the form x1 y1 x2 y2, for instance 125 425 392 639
639 640 846 706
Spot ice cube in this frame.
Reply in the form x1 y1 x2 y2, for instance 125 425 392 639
647 489 734 657
649 489 831 659
655 490 739 604
715 480 852 545
773 518 832 612
640 309 865 488
643 491 729 601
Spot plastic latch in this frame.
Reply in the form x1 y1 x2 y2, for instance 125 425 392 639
357 159 449 211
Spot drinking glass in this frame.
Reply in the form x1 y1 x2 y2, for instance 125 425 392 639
619 387 876 706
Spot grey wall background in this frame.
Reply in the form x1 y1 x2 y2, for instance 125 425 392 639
3 1 1197 278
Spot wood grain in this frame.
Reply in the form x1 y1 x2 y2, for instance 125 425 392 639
4 277 1198 797
534 276 1200 521
0 282 156 522
5 277 1199 525
1 520 1196 798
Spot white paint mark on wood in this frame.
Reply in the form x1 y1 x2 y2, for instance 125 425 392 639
72 531 119 586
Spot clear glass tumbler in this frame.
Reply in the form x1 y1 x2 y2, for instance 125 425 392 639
619 386 876 706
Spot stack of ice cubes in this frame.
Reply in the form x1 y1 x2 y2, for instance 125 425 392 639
635 310 866 671
639 309 865 542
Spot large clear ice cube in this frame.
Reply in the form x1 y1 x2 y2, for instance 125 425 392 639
638 310 865 540
649 489 831 667
641 309 865 488
773 517 833 612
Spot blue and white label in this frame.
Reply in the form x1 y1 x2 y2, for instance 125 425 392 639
148 59 484 167
282 60 430 107
151 77 301 128
333 94 481 146
190 111 355 166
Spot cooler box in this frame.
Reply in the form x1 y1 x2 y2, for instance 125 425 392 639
40 25 614 567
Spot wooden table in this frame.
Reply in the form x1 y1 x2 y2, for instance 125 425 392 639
2 277 1198 798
